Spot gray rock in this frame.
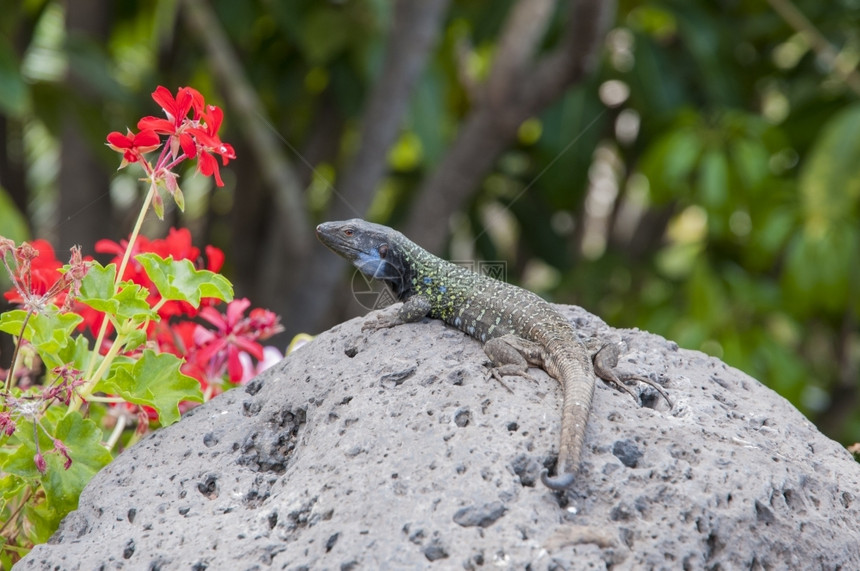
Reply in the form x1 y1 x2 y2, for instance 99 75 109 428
17 306 860 570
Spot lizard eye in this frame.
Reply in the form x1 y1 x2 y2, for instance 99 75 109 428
343 228 354 237
378 244 389 258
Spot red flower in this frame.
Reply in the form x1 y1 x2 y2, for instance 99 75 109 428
193 298 282 383
136 86 203 160
143 86 203 126
106 129 160 164
187 105 236 186
108 86 236 188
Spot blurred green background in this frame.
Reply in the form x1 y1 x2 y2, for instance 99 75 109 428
0 0 858 446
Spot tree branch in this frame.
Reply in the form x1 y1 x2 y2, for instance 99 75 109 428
766 0 860 96
403 0 616 252
282 0 450 334
486 0 555 109
525 0 614 110
328 0 451 220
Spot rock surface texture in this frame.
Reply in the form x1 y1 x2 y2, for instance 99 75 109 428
18 306 860 570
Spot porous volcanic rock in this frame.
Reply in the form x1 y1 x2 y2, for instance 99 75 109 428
17 306 860 569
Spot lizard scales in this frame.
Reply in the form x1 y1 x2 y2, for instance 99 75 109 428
317 219 601 489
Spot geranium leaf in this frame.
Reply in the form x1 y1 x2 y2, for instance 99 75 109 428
78 261 116 302
42 413 112 515
136 253 233 308
0 309 82 368
99 349 203 425
79 262 156 323
0 412 110 517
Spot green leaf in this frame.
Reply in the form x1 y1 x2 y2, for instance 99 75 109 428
783 223 857 316
173 186 185 211
57 335 94 374
78 262 116 303
0 310 82 368
0 439 41 480
799 102 860 229
42 413 111 515
698 150 728 208
0 474 25 500
639 126 703 201
98 350 203 425
22 500 59 545
136 253 233 307
0 411 109 518
123 328 148 352
730 138 770 190
79 262 157 324
112 284 158 322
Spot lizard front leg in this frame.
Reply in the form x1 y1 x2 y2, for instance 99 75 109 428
362 294 432 331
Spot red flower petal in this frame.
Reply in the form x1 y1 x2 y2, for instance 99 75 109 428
226 298 251 325
133 129 161 149
94 239 126 256
227 347 244 382
197 151 224 186
137 116 175 134
205 245 225 273
199 305 227 329
106 131 133 149
179 133 197 159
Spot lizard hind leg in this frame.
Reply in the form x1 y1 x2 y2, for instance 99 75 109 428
482 335 544 386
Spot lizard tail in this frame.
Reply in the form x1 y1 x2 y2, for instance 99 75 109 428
544 348 596 490
540 469 576 490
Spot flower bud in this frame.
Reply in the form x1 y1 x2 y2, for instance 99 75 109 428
34 452 47 474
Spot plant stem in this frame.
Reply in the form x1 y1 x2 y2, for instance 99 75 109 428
3 309 33 395
86 395 128 403
104 413 127 451
77 182 156 412
75 335 125 407
115 179 157 290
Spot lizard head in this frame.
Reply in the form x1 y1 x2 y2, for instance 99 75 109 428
316 219 409 285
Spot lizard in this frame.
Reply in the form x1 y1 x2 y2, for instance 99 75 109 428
316 218 669 490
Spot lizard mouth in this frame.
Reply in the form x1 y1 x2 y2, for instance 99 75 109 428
315 224 371 264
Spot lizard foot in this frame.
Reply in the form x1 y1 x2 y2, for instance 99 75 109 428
484 361 540 393
593 344 672 408
615 372 672 408
540 469 576 490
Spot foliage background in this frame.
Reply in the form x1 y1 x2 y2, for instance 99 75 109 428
1 0 858 446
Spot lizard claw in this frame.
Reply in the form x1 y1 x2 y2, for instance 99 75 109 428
593 344 672 408
540 469 576 490
361 315 399 332
486 369 515 393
